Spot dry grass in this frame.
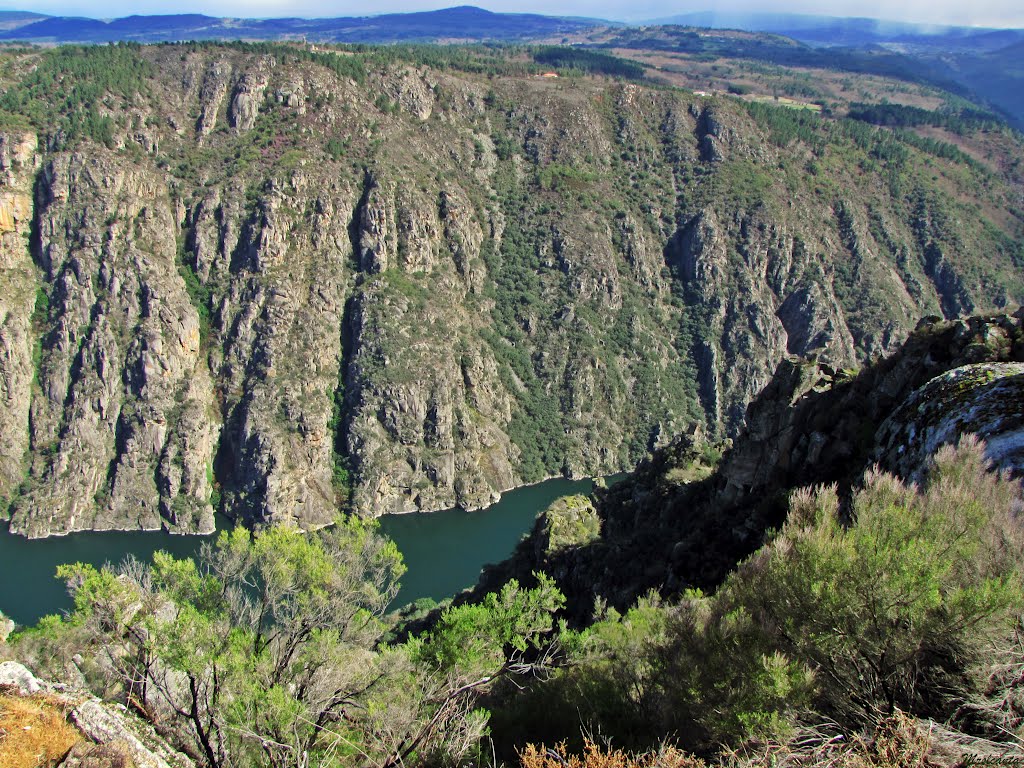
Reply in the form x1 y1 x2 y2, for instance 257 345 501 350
0 692 81 768
718 712 934 767
519 713 985 768
521 740 708 768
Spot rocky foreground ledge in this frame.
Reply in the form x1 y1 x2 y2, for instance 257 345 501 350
0 660 194 768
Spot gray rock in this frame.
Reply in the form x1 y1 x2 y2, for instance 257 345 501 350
875 362 1024 480
228 64 271 133
71 699 194 768
58 741 134 768
0 132 38 507
0 660 42 694
8 152 219 537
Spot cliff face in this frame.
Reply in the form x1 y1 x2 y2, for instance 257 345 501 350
0 133 37 508
0 45 1021 536
21 152 218 536
472 312 1024 622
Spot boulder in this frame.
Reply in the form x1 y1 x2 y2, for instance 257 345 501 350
875 362 1024 480
0 660 42 694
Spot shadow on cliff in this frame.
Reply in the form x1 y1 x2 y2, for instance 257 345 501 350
442 310 1024 628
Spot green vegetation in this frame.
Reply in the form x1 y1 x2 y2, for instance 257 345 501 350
847 102 1002 134
0 43 152 148
14 520 564 768
744 101 826 151
536 163 599 192
177 254 213 345
533 47 647 80
361 43 535 77
489 439 1024 757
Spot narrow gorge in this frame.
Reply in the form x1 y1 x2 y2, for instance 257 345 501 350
1 43 1021 537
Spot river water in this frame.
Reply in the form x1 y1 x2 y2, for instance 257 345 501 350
0 475 613 628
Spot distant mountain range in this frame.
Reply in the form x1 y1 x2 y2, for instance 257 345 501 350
645 11 1024 53
0 6 603 44
1 6 1020 51
0 6 1021 128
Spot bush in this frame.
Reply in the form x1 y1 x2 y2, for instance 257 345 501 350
15 526 567 768
511 438 1024 755
730 438 1024 726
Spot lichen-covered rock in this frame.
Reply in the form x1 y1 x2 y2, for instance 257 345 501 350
58 741 134 768
71 699 195 768
537 494 600 555
875 363 1024 479
0 660 43 694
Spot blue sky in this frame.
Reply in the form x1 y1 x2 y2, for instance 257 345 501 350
3 0 1023 28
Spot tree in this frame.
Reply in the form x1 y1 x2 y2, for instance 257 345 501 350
41 520 565 768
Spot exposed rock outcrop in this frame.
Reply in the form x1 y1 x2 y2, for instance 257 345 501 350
0 660 43 694
9 152 218 537
0 661 194 768
472 312 1024 623
876 362 1024 480
0 44 1021 535
71 700 187 768
0 132 38 511
228 61 272 133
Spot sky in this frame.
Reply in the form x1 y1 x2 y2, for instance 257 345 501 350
2 0 1023 28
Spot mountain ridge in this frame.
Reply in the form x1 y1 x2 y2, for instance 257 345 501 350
0 6 606 43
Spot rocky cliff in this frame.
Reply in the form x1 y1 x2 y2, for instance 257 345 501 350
471 311 1024 621
0 660 195 768
0 44 1021 536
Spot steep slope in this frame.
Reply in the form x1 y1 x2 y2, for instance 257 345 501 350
0 43 1021 536
474 311 1024 621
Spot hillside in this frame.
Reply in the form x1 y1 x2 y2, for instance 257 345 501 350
579 25 1024 129
1 6 1021 127
0 7 600 44
647 12 1024 52
471 311 1024 622
3 312 1023 768
0 43 1022 538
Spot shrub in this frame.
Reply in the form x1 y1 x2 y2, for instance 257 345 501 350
518 438 1024 755
708 437 1024 730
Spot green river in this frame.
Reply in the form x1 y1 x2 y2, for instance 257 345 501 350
0 475 614 628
